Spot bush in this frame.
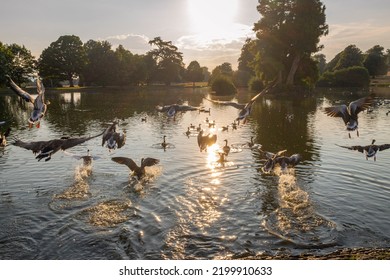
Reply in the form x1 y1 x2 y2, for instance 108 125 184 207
248 76 264 92
210 76 237 95
317 66 370 87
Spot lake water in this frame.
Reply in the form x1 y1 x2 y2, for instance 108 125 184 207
0 86 389 260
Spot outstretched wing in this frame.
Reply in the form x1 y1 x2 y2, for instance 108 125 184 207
141 157 160 168
349 95 373 115
112 157 138 171
6 75 34 103
378 144 390 151
336 144 365 153
13 139 49 154
204 97 245 109
324 104 350 125
61 131 105 151
36 78 45 95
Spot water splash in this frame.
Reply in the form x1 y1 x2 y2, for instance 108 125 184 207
263 167 338 248
54 164 92 200
81 199 133 227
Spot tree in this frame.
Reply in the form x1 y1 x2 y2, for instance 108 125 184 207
209 62 234 85
334 45 363 71
38 35 86 87
147 37 184 85
185 60 204 87
253 0 328 87
363 45 388 78
7 44 36 84
81 40 116 86
313 53 326 75
0 42 36 86
0 42 12 86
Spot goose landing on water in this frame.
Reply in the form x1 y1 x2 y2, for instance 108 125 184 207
111 157 160 179
324 95 373 138
102 122 126 150
197 130 217 152
336 139 390 161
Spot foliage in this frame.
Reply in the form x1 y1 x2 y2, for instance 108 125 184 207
147 37 184 85
210 76 237 96
209 62 234 85
316 66 370 88
333 45 363 71
81 40 117 86
248 76 264 92
313 53 327 75
0 42 36 86
253 0 328 87
363 45 388 78
38 35 86 87
233 70 253 88
185 60 204 86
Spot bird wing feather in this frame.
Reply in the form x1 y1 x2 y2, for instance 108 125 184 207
141 157 160 168
112 157 138 171
6 76 34 103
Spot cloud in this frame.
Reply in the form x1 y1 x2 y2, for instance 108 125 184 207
103 33 151 54
176 23 255 69
320 21 390 60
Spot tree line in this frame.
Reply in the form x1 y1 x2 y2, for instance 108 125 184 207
0 36 209 88
1 0 389 93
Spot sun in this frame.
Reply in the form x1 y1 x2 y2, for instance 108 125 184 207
187 0 238 33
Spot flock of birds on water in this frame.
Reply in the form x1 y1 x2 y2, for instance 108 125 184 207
1 75 390 185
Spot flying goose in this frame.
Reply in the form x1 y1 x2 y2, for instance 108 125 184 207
102 122 126 150
64 149 101 166
156 103 201 118
6 75 48 128
324 95 374 138
337 139 390 161
236 83 275 123
111 157 160 179
13 131 104 161
197 130 217 152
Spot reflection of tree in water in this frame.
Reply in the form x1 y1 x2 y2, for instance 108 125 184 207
43 88 207 135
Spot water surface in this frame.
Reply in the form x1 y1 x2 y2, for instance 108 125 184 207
1 87 389 259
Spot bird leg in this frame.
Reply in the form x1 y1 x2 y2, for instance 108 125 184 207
348 132 351 139
357 130 359 137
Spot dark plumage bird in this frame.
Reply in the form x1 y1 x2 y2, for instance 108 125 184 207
0 127 11 147
197 130 217 152
222 139 230 156
260 149 301 173
111 157 160 179
156 104 201 118
6 75 48 128
161 135 168 149
13 131 104 161
324 95 374 138
337 139 390 161
102 122 126 150
64 149 101 166
236 83 275 123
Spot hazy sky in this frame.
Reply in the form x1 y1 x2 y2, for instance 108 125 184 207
1 0 390 70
